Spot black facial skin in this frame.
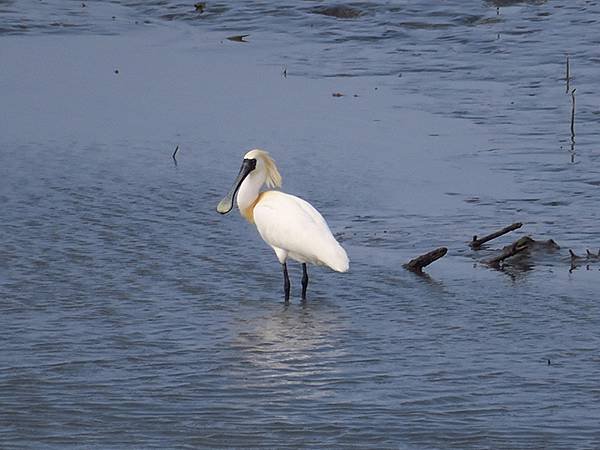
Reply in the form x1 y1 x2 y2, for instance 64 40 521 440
216 158 257 214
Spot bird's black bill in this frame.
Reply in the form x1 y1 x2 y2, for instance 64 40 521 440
216 158 256 214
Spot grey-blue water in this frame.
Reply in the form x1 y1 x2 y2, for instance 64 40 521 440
1 1 600 448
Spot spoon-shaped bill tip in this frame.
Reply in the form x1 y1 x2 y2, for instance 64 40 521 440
216 157 257 214
217 195 234 214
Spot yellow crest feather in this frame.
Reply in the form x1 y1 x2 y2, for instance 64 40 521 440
245 149 282 189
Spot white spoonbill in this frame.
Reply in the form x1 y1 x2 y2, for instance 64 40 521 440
217 149 349 301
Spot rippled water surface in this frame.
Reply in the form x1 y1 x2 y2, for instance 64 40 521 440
1 1 600 448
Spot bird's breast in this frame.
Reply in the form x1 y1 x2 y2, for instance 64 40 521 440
241 191 274 224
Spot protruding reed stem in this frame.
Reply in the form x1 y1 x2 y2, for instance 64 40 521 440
565 54 570 94
570 88 576 141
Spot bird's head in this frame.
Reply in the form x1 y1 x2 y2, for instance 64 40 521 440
217 149 282 214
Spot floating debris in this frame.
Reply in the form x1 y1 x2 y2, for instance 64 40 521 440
486 0 548 6
486 236 559 267
398 221 594 277
312 5 363 19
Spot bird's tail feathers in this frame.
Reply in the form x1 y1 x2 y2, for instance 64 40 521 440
322 243 349 273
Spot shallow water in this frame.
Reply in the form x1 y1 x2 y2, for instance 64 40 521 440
1 1 600 448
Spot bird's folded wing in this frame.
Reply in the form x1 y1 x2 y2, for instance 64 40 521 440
253 191 339 261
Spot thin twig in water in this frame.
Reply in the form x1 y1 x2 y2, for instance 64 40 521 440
172 145 179 166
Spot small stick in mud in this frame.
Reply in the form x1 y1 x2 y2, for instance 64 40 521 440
404 247 447 273
565 53 570 94
486 237 531 267
227 34 249 43
470 222 523 249
172 145 179 166
570 88 576 140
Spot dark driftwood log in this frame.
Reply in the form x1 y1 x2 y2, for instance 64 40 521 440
404 247 447 272
486 237 532 266
471 222 523 249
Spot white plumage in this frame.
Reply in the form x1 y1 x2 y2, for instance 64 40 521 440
253 191 349 272
217 149 349 300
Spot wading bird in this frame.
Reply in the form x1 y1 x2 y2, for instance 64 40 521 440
217 149 349 301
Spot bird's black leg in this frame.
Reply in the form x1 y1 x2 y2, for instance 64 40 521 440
283 262 291 302
301 263 309 301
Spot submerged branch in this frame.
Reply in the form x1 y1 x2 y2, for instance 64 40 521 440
470 222 523 249
486 236 532 267
570 248 600 272
586 249 600 259
570 249 600 261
